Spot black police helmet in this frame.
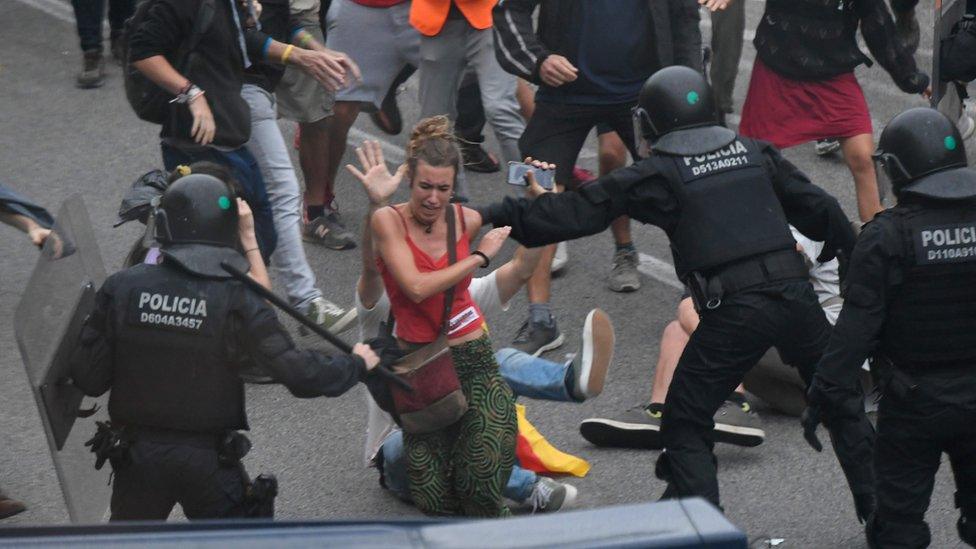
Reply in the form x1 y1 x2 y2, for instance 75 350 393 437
876 107 976 199
633 66 736 156
155 173 249 278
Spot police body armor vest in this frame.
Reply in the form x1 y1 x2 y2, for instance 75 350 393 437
881 203 976 368
107 263 247 433
652 137 798 281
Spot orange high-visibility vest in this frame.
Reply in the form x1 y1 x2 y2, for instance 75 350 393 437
409 0 496 37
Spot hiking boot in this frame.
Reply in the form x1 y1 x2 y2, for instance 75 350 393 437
369 83 403 136
815 138 840 156
550 241 568 274
608 249 641 292
512 319 564 357
110 32 125 65
526 477 577 513
303 211 356 250
76 49 105 89
712 397 766 447
300 296 358 335
459 140 500 173
894 8 920 54
579 403 663 450
0 493 26 520
567 309 614 401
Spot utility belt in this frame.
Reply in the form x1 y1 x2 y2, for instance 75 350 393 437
685 249 808 312
86 423 277 517
872 355 973 401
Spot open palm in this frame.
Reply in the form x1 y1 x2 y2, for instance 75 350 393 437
346 140 404 204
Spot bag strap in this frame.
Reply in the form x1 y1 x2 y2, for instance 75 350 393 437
440 204 458 335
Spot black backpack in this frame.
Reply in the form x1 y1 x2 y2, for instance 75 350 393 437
122 0 216 124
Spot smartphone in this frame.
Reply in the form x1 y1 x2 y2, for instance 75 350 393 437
507 162 555 190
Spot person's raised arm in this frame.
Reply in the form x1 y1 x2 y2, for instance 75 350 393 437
0 211 51 248
236 198 271 291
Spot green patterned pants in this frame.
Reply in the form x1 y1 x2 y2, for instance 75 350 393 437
404 334 518 517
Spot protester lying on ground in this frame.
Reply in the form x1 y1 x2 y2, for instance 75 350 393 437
349 144 614 512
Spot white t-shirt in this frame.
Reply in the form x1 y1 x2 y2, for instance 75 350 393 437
359 271 510 466
790 226 842 324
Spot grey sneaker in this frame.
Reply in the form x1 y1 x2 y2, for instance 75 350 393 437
301 296 358 335
815 138 840 156
608 249 641 292
894 8 920 54
76 49 105 89
526 477 577 513
303 211 356 250
712 398 766 447
512 319 564 357
579 403 663 450
567 309 614 401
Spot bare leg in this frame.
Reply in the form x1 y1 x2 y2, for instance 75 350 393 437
526 243 557 305
840 133 883 222
516 78 535 121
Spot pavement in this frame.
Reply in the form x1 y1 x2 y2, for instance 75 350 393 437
0 0 970 546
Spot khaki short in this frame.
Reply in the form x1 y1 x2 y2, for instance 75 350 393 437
276 25 335 123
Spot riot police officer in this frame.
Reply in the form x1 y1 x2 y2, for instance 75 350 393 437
477 65 876 519
69 174 380 520
807 107 976 548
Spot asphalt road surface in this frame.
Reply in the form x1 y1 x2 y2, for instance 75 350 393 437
0 1 970 546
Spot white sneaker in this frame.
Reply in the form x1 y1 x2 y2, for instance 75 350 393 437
551 241 568 274
815 138 840 156
526 477 577 513
958 110 975 141
567 309 615 400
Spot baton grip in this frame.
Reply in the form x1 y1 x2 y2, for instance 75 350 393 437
220 262 412 392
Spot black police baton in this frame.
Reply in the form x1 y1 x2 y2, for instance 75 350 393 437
220 261 412 392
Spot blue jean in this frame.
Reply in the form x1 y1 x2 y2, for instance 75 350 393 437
71 0 134 51
161 143 277 264
379 347 575 504
241 85 321 310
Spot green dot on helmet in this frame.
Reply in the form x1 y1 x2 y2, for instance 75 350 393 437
945 136 957 151
218 196 232 210
686 91 700 105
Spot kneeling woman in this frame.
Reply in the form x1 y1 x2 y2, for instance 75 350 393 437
349 116 516 516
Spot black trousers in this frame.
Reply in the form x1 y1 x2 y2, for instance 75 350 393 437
657 281 875 509
519 101 637 190
867 373 976 548
110 438 245 521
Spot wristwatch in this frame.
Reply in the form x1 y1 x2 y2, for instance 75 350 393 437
170 84 205 104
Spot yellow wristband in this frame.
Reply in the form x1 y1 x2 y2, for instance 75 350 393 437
281 44 295 64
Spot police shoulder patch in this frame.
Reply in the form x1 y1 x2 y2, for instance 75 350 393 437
127 287 212 335
913 221 976 265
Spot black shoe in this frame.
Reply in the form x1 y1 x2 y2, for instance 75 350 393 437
369 84 403 136
579 403 663 450
0 493 26 520
512 319 564 357
712 398 765 447
459 140 500 173
76 49 105 89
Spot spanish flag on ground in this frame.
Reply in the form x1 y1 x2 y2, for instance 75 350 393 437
515 404 590 478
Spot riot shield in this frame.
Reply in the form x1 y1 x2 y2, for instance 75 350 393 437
14 195 111 523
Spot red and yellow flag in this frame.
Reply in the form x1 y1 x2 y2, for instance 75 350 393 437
515 404 590 478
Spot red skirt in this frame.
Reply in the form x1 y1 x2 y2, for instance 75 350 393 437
739 59 873 149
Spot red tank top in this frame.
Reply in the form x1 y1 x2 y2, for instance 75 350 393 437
378 204 485 344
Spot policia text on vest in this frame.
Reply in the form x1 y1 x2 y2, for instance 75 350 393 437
917 222 976 262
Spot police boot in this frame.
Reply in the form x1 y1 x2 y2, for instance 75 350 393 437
0 491 26 520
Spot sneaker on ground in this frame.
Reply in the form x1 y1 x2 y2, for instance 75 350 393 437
0 494 26 520
894 9 921 54
303 211 356 250
579 403 663 450
608 249 641 292
76 49 105 89
512 319 564 357
526 477 577 513
567 309 614 400
814 138 840 156
712 398 766 447
550 241 568 274
459 140 500 173
958 112 975 142
300 296 358 335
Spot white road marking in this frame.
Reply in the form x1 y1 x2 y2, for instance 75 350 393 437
12 0 73 23
637 253 683 290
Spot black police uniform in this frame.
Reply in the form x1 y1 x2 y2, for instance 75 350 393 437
810 108 976 548
69 175 367 520
478 66 874 516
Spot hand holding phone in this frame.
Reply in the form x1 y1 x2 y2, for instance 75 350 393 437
507 162 555 190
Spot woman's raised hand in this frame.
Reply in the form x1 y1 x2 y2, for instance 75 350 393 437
476 226 512 260
346 140 405 205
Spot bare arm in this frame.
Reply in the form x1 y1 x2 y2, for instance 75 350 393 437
0 211 51 247
237 198 271 291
